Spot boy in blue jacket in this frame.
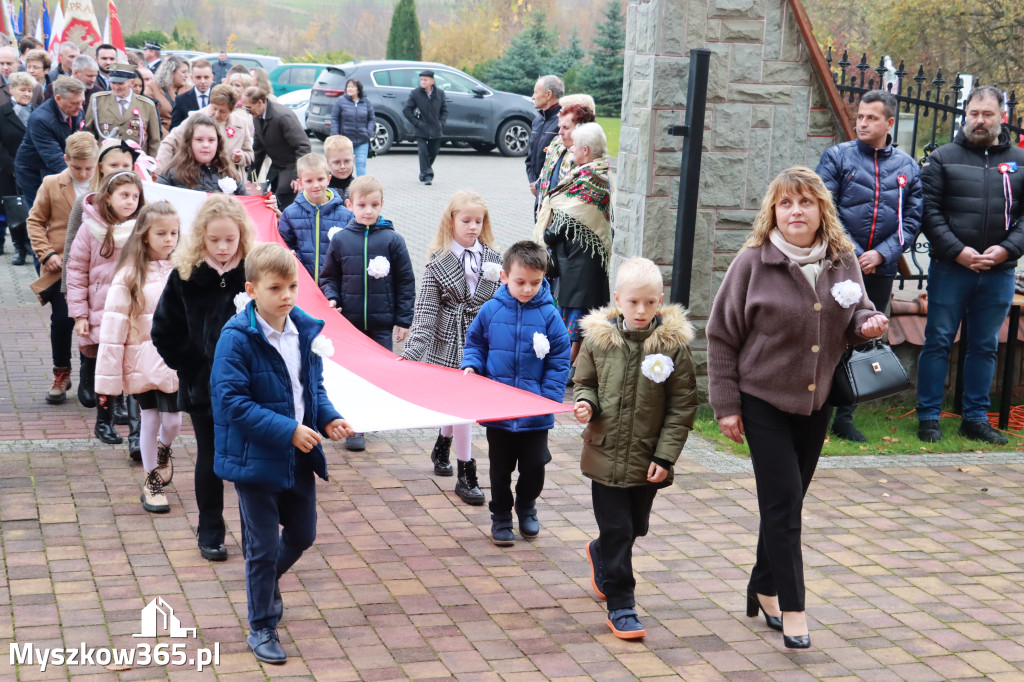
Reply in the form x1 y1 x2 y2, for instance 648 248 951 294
318 174 415 450
278 153 354 284
462 241 571 545
211 243 353 665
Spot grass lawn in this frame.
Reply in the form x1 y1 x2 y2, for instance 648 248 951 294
693 400 1024 457
596 116 621 158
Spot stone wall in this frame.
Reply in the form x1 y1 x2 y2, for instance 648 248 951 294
614 0 845 388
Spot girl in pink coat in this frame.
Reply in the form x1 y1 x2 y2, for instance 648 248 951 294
96 202 182 513
66 172 145 446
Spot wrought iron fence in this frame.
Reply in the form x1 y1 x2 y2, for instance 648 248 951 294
825 48 1024 288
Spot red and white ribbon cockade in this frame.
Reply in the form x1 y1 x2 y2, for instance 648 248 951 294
226 126 236 138
896 174 908 246
141 182 573 432
999 163 1016 231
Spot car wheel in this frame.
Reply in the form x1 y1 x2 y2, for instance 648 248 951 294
496 120 531 157
370 119 394 156
470 142 496 154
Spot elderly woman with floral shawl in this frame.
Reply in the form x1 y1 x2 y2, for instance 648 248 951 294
534 121 612 365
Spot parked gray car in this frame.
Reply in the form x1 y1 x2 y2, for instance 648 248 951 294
306 60 536 157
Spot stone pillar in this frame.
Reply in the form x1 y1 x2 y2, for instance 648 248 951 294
614 0 845 390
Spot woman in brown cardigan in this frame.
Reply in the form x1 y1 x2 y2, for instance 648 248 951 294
706 166 888 649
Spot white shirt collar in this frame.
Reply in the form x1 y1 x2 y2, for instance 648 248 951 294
450 239 482 258
255 310 299 339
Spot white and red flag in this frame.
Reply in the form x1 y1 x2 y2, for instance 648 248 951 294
142 182 572 432
102 0 126 56
57 0 103 49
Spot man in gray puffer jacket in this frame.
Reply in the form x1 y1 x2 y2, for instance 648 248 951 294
816 89 922 442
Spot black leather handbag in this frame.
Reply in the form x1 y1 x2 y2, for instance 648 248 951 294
2 195 28 229
829 340 912 406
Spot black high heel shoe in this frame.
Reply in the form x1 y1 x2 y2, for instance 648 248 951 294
746 589 782 631
781 614 810 649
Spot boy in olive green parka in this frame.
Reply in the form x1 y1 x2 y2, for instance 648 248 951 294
573 257 698 640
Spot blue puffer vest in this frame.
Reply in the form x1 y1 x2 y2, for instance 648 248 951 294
211 302 342 491
816 138 923 277
461 279 571 431
278 190 353 283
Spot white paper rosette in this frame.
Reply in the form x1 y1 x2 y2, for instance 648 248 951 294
328 226 342 241
641 353 674 383
830 280 862 308
217 176 238 194
311 335 335 358
367 255 390 279
481 261 501 282
532 332 550 359
233 292 250 313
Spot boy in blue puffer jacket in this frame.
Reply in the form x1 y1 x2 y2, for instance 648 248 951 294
278 153 354 284
462 241 571 545
212 244 353 665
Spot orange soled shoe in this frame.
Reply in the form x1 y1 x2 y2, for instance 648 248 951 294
607 608 646 640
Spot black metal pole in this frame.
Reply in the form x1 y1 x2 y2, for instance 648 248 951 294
669 48 711 306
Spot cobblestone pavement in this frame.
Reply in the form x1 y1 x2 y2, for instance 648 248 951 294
2 151 1024 679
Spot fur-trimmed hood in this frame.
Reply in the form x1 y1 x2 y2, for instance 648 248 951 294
580 303 694 352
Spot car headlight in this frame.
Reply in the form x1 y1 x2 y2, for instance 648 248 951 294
287 101 304 110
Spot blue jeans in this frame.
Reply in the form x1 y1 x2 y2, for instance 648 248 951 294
235 463 316 631
916 259 1015 422
353 143 369 177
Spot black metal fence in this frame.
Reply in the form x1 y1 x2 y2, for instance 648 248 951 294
826 49 1024 162
826 48 1024 288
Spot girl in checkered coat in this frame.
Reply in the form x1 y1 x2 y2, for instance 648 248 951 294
404 190 501 505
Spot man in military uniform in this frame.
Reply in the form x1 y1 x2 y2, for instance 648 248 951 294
84 64 161 157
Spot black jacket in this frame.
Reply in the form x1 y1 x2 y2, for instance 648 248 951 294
14 97 84 204
544 212 610 310
0 101 27 196
922 127 1024 269
253 100 312 193
318 217 416 331
526 104 560 184
403 86 447 139
152 262 247 415
169 88 204 130
157 165 247 194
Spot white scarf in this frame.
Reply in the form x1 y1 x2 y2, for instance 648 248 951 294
769 228 827 286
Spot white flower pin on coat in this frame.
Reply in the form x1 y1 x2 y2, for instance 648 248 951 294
217 176 238 194
367 255 390 279
481 261 501 283
233 292 250 313
830 280 862 308
641 353 674 383
533 332 550 359
311 335 334 358
328 226 342 241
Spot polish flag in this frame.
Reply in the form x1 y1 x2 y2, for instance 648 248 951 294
142 183 572 432
102 0 126 56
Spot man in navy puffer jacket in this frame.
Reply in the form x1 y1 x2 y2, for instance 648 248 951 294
816 89 923 442
462 241 571 545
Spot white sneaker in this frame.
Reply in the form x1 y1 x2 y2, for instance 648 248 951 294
141 470 170 513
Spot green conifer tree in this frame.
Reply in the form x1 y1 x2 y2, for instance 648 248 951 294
485 11 561 95
387 0 423 61
582 1 626 116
